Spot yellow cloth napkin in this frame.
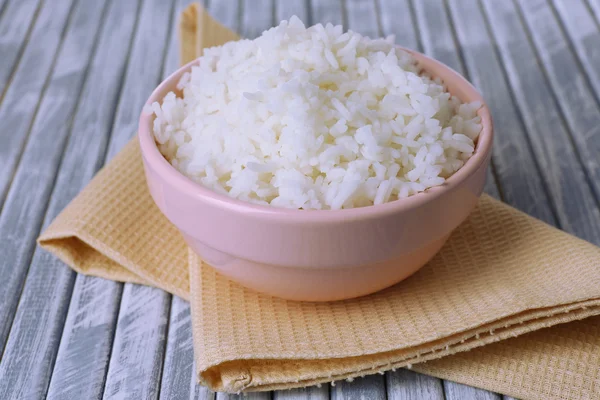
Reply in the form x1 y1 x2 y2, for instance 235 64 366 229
39 4 600 399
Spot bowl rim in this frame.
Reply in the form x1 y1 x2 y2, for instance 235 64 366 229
138 47 493 223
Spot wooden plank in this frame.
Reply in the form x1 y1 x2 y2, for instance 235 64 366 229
275 0 308 23
516 0 600 202
0 0 75 214
587 0 600 21
41 1 141 398
386 369 444 400
0 0 110 398
310 0 343 25
345 0 378 37
160 296 195 399
242 0 273 38
161 0 198 80
0 0 42 99
552 0 600 98
273 386 329 400
412 0 462 73
102 285 172 400
210 0 240 32
0 0 77 355
377 0 419 50
480 0 600 242
216 393 273 400
443 381 501 400
413 0 503 201
100 2 175 400
446 0 556 222
330 374 386 400
158 1 202 397
192 373 216 400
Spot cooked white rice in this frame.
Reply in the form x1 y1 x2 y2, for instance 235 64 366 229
151 16 482 210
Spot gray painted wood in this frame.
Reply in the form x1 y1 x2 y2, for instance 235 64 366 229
412 0 501 200
0 0 75 215
480 0 600 243
103 284 172 400
160 297 195 400
100 1 176 400
193 374 217 400
0 0 81 356
345 0 379 37
377 0 419 50
0 1 110 399
0 0 42 98
275 0 308 23
216 393 273 400
158 1 200 398
42 1 142 399
443 381 501 400
516 0 600 203
587 0 600 22
0 1 598 399
273 386 329 400
242 0 273 38
386 369 444 400
553 0 600 100
446 0 556 223
330 374 386 400
210 0 240 32
310 0 343 26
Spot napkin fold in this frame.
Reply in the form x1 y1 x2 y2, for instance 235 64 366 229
39 4 600 399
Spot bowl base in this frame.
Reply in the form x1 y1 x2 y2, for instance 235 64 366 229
189 234 450 302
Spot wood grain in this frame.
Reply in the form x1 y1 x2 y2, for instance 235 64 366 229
0 0 86 357
242 0 273 38
0 0 110 398
103 284 172 400
0 0 75 212
552 0 600 98
275 0 308 23
480 0 600 243
210 0 240 31
160 297 195 400
413 0 502 200
0 1 597 399
446 0 555 222
100 1 176 399
41 1 142 398
516 0 600 203
330 374 386 400
443 381 501 400
377 0 419 50
386 369 444 400
0 0 42 98
273 386 329 400
310 0 343 25
159 1 201 397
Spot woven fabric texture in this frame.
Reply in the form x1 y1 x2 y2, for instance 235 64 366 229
38 4 600 398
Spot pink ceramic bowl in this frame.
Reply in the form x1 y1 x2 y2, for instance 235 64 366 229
138 49 493 302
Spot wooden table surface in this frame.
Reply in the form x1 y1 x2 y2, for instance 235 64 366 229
1 0 600 399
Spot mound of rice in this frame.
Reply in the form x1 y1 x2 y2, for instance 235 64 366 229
151 16 482 210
